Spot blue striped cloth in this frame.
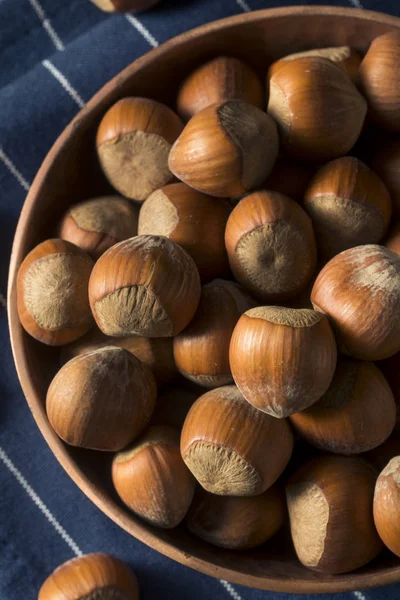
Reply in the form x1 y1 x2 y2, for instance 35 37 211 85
0 1 399 599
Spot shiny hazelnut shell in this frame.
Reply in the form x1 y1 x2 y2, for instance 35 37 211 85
225 190 317 301
186 485 285 550
168 100 278 198
97 97 183 202
373 456 400 556
230 307 337 418
311 244 400 360
173 279 255 388
17 239 94 346
304 157 392 260
59 196 139 260
359 32 400 131
138 183 231 280
290 360 396 454
38 553 139 600
88 235 201 338
177 56 264 120
286 455 382 574
268 56 367 162
112 426 195 528
46 347 156 451
180 385 293 496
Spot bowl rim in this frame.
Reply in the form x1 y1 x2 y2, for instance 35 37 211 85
7 5 400 593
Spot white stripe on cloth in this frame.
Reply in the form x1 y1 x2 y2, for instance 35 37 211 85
27 0 65 51
0 446 83 557
220 580 244 600
0 147 30 191
42 60 85 109
236 0 251 12
348 0 364 7
353 591 367 600
0 293 7 309
125 14 159 48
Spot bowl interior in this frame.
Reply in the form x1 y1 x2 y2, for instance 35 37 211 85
8 6 400 594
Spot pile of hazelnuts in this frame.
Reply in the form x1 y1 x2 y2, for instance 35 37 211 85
17 32 400 578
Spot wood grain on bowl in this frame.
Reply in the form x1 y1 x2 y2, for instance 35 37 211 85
7 6 400 594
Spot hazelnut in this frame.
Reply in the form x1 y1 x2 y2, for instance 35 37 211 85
61 326 177 388
180 385 293 496
263 158 315 203
38 553 138 600
112 425 195 528
364 434 400 472
268 57 367 161
359 32 400 131
59 196 139 259
46 347 156 451
97 97 183 202
373 456 400 556
173 279 255 388
186 484 285 550
89 235 201 337
225 191 317 301
290 360 396 454
230 307 337 418
176 56 264 120
268 46 361 82
311 244 400 360
286 455 382 574
138 183 231 279
370 138 400 217
17 239 94 346
151 384 201 430
304 157 392 260
381 351 400 430
168 100 278 198
385 221 400 255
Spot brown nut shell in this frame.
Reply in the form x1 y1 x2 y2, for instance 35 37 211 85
89 235 201 337
290 360 396 454
304 157 392 260
180 385 293 496
46 347 156 451
230 307 337 418
59 196 139 259
61 326 177 388
97 97 183 202
17 239 94 346
286 455 382 574
38 553 139 600
311 244 400 360
225 190 317 301
268 57 367 162
186 485 285 550
359 32 400 132
173 279 255 388
138 183 231 279
112 426 195 528
177 56 264 120
168 100 278 198
374 456 400 556
268 46 362 82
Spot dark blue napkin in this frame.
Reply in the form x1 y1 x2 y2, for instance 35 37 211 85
0 1 399 598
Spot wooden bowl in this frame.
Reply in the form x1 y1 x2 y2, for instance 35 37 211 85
8 6 400 593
